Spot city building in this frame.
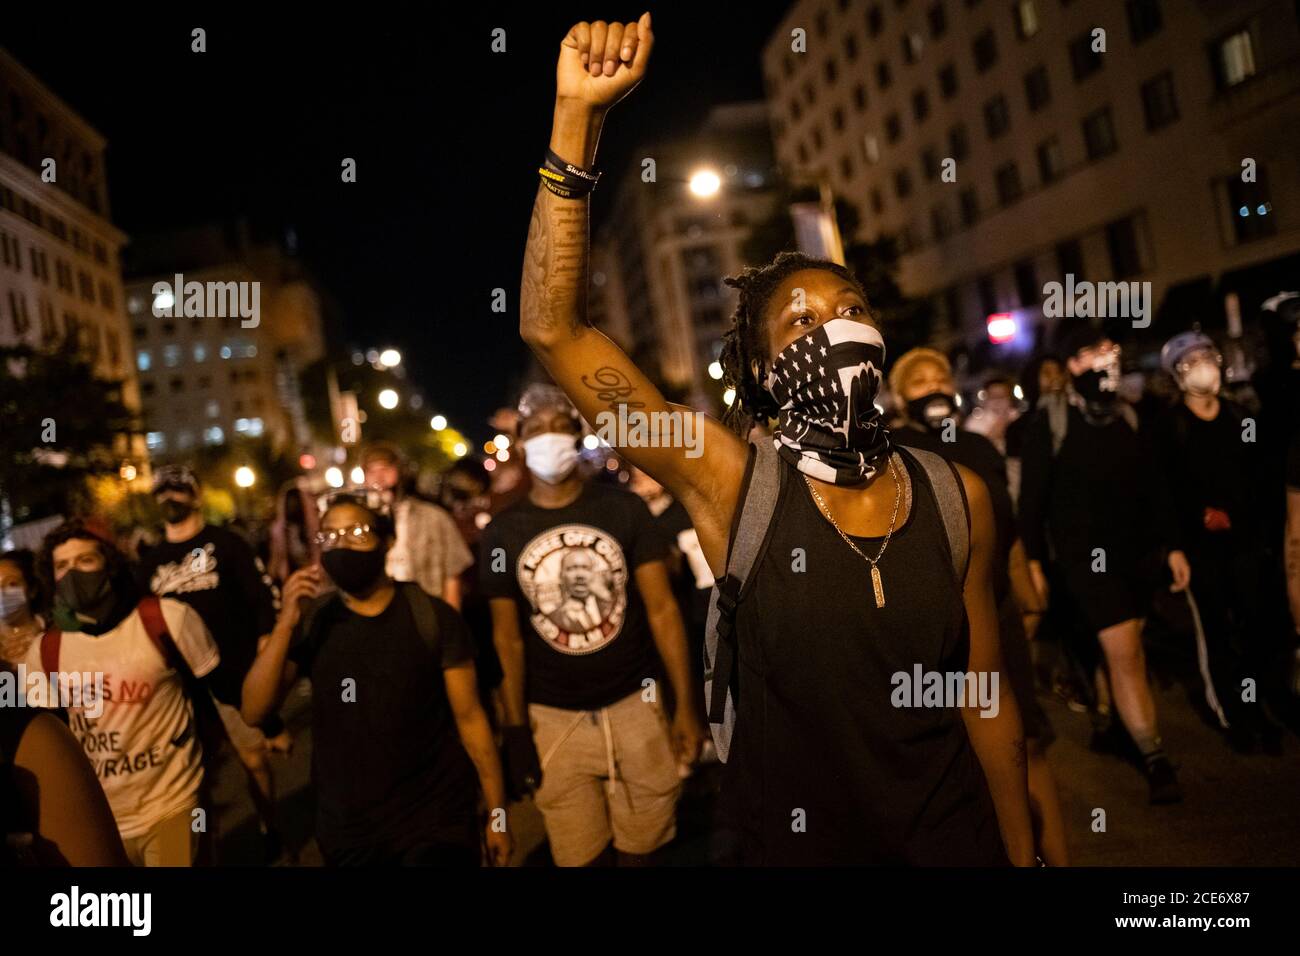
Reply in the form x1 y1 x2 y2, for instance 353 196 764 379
124 220 326 459
590 102 782 408
0 46 140 441
762 0 1300 359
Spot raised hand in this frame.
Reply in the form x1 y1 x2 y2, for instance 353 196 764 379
556 13 653 111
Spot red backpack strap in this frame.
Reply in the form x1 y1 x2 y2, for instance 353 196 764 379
137 596 184 674
39 627 62 676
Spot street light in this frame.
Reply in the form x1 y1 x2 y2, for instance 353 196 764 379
452 442 468 457
494 434 510 450
378 388 399 410
234 466 256 488
119 463 137 482
325 466 344 488
379 348 402 368
689 168 722 198
350 466 365 484
431 415 447 431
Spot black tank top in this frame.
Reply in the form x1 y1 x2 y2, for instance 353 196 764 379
723 451 1008 865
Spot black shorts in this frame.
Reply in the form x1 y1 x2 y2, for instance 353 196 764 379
1060 560 1144 634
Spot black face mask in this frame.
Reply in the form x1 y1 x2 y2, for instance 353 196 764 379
159 500 195 525
906 391 957 432
321 547 388 596
54 568 119 632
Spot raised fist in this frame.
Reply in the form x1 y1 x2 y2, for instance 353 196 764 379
557 13 653 110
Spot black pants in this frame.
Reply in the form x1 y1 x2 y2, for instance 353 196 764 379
1186 534 1272 730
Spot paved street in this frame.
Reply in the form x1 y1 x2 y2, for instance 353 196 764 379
211 666 1300 867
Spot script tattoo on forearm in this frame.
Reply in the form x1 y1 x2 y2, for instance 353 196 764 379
521 186 589 337
581 365 647 414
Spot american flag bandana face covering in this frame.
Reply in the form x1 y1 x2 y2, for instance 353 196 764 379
764 317 892 486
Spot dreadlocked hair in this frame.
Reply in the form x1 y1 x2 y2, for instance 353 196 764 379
719 251 870 435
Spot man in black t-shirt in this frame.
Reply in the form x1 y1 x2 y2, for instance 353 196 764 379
135 464 284 859
481 385 706 866
242 492 511 865
1152 332 1284 753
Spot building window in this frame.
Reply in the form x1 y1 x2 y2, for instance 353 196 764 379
137 349 151 372
921 147 941 181
840 153 855 180
854 83 868 110
177 430 194 451
995 161 1023 206
912 88 930 122
1105 216 1144 278
948 123 970 160
845 34 859 61
193 342 208 363
1070 32 1104 81
1024 65 1051 111
938 62 958 98
863 133 881 163
1083 107 1118 159
1056 239 1085 282
894 168 914 198
983 94 1010 139
825 59 838 84
870 188 885 214
1213 28 1256 90
832 107 845 131
928 2 947 38
203 426 224 446
141 382 156 397
1141 71 1179 130
902 32 924 64
931 204 953 241
1225 170 1276 244
972 28 998 73
978 276 999 316
886 112 903 142
1014 260 1038 307
867 4 884 36
207 400 220 418
791 98 803 122
1036 136 1064 184
1126 0 1162 44
877 61 893 90
1014 1 1039 40
959 188 980 225
146 431 166 452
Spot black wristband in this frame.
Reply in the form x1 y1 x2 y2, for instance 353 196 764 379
545 147 600 184
538 165 595 198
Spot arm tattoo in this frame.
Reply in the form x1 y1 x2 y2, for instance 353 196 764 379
581 366 646 414
521 186 588 338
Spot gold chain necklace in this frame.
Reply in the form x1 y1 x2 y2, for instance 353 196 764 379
803 454 901 608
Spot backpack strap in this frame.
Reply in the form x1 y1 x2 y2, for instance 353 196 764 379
704 437 783 763
137 596 185 674
400 582 441 657
897 445 971 586
39 628 62 676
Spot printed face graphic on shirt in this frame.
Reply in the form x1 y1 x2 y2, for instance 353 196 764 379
149 542 219 596
517 524 628 655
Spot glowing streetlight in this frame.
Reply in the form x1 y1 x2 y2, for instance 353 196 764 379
452 442 468 457
325 466 344 488
234 466 256 489
495 449 509 462
708 360 723 380
378 388 399 410
379 348 402 368
119 463 137 482
494 434 510 450
350 466 365 484
431 415 447 431
689 168 722 198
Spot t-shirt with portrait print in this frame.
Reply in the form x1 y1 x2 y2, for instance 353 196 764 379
479 481 667 711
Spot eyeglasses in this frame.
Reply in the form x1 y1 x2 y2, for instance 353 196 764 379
314 523 377 550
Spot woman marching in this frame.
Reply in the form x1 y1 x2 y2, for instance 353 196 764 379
519 13 1034 865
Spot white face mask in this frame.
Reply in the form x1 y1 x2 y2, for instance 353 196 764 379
522 432 580 484
0 585 28 621
1181 362 1221 396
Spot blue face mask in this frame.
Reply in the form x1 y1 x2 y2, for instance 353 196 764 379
0 585 28 620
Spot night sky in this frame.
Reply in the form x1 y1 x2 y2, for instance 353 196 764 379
3 4 790 442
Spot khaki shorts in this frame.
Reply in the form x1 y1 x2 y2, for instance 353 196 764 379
214 697 268 754
529 689 681 866
122 805 201 867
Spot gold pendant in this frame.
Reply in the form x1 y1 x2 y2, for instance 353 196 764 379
871 564 885 608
